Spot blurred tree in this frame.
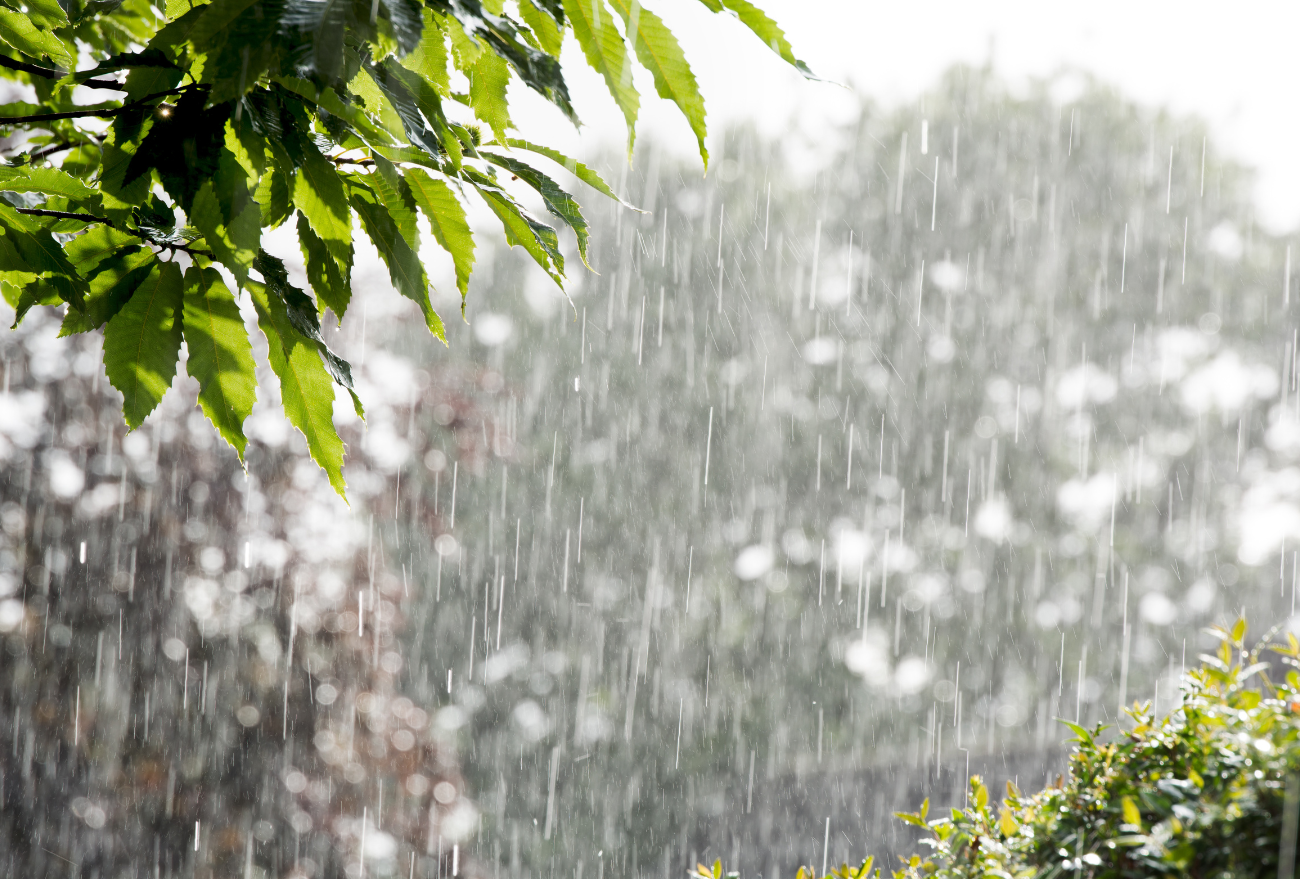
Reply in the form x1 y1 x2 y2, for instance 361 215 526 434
377 65 1299 876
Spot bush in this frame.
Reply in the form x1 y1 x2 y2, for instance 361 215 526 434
708 620 1300 878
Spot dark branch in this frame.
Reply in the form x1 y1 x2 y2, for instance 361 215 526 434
15 208 106 223
0 55 62 80
26 141 74 162
2 105 132 124
14 208 207 256
0 86 190 125
0 55 127 91
78 78 129 92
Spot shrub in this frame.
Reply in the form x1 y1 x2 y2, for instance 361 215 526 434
723 619 1300 878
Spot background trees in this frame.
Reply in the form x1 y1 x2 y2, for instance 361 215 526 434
368 66 1300 875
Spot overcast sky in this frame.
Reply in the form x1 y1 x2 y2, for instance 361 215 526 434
512 0 1300 233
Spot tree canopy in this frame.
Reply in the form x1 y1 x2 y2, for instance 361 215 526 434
0 0 814 494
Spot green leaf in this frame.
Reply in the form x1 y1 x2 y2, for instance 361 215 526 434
1057 719 1093 744
444 12 483 70
256 143 295 229
348 179 445 340
61 248 156 333
370 155 420 249
467 169 564 286
563 0 638 152
0 8 75 67
404 169 474 301
291 140 353 265
1232 617 1247 644
64 226 139 274
279 0 349 82
99 114 155 217
183 0 262 51
709 0 818 80
182 266 257 459
103 261 184 429
252 249 359 398
380 0 424 55
190 179 259 287
608 0 707 167
505 138 643 210
7 277 63 327
249 280 349 498
0 167 98 203
22 0 71 29
1121 795 1142 828
518 0 563 56
470 50 513 142
124 64 185 104
481 151 591 268
297 211 352 320
402 9 451 97
0 204 89 304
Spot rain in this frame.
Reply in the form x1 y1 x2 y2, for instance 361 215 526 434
2 65 1299 878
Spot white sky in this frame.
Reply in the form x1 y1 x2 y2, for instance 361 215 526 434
511 0 1300 233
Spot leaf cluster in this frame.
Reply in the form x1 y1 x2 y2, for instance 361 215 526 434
728 619 1300 879
0 0 813 494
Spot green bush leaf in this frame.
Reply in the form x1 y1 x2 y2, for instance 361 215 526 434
249 279 348 498
404 169 475 302
182 265 257 459
563 0 638 152
608 0 707 167
103 260 184 429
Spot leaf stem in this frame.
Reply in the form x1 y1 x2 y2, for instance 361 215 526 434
14 208 207 256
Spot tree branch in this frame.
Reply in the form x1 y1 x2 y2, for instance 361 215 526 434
0 55 61 79
26 141 74 162
14 208 207 256
0 86 190 125
0 56 124 91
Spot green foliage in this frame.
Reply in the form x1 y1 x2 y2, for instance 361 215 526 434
0 0 812 495
751 620 1300 879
